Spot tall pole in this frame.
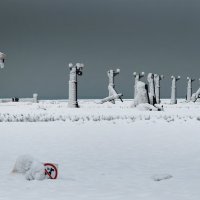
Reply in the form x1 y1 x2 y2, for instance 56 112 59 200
147 73 155 105
186 77 195 102
68 63 84 108
170 75 180 104
154 74 164 104
107 69 120 103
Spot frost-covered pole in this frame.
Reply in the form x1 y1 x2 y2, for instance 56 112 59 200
147 73 156 105
108 69 120 103
33 93 38 103
0 52 6 69
154 74 164 104
170 75 180 104
186 77 195 102
99 68 123 104
68 63 84 108
133 72 145 98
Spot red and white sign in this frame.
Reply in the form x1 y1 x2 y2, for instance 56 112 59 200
44 163 58 179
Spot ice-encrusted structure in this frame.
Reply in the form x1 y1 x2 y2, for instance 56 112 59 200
12 155 45 181
133 79 163 111
186 77 195 102
191 88 200 102
170 75 181 104
0 52 6 69
147 73 156 105
154 74 164 104
99 69 123 104
133 72 145 98
33 93 38 103
133 81 149 107
68 63 84 108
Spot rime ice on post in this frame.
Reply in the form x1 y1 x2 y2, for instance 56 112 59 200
107 69 121 104
133 81 149 107
68 63 84 108
99 69 123 104
186 77 195 102
147 73 156 105
191 88 200 102
154 74 164 104
0 52 6 69
170 75 180 104
133 72 145 98
33 93 38 103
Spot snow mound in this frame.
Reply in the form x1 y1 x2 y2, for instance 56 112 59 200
12 155 45 181
136 103 159 111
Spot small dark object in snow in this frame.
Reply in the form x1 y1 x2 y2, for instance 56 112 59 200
12 97 19 102
152 174 173 182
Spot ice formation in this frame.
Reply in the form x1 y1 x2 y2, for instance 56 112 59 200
191 87 200 102
68 63 84 108
147 73 156 105
99 69 123 104
12 155 45 181
0 52 6 69
154 74 164 104
170 75 181 104
186 77 195 102
133 72 145 98
133 81 149 107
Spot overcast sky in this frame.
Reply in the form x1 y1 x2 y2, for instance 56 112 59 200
0 0 200 99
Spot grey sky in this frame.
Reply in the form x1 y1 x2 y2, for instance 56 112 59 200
0 0 200 99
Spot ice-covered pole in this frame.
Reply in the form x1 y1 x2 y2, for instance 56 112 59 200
133 72 145 98
107 69 120 103
154 74 164 104
186 77 195 102
147 73 156 105
33 93 38 103
98 68 123 104
68 63 84 108
170 75 180 104
0 52 6 69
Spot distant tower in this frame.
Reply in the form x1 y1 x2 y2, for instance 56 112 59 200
68 63 84 108
154 74 164 104
133 72 145 98
186 77 195 102
0 52 6 69
170 75 181 104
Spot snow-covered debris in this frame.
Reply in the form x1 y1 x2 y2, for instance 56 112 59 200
152 174 173 182
12 155 45 181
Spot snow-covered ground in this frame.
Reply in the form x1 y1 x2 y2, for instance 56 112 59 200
0 99 200 200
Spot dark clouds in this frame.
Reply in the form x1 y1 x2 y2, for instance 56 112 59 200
0 0 200 99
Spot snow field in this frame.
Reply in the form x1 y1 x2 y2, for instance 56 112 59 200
0 99 199 199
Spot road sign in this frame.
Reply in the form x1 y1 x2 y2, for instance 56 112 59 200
44 163 58 179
